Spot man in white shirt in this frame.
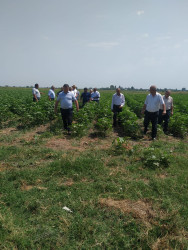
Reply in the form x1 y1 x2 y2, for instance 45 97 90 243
72 85 78 99
32 83 41 102
111 88 125 126
48 86 55 101
91 88 100 103
141 85 166 140
54 84 79 134
158 90 173 133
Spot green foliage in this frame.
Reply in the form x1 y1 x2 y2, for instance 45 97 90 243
141 147 170 169
168 114 188 138
95 117 112 136
112 137 128 155
119 107 141 138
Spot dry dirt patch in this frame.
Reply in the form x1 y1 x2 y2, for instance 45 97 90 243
0 127 18 135
63 179 74 186
45 138 84 152
99 198 156 227
45 135 108 152
20 181 47 191
20 124 49 142
157 173 168 179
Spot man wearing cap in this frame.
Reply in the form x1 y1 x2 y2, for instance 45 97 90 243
54 84 79 134
158 90 173 134
141 85 166 140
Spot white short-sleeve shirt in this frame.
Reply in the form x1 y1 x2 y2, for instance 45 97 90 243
160 95 173 110
32 88 41 98
145 92 164 112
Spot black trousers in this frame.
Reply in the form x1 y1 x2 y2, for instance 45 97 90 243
60 108 73 131
158 109 171 132
113 105 122 125
33 97 40 102
144 110 159 138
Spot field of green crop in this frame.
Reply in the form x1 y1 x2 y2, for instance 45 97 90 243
0 87 188 249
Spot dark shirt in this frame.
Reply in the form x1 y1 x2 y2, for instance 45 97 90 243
81 92 91 104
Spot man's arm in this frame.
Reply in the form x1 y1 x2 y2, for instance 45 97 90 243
33 94 38 102
120 95 125 108
171 98 174 115
141 104 147 114
111 95 114 111
74 100 79 112
54 100 59 113
162 103 166 115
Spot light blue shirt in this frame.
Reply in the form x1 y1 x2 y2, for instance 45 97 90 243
91 91 100 101
57 91 76 109
48 89 55 99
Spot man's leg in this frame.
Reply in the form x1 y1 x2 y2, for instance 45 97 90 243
60 108 68 130
143 111 150 134
158 109 163 125
67 109 73 132
163 110 171 133
113 105 118 126
151 112 158 139
113 112 118 126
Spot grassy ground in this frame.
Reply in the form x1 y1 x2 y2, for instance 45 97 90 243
0 122 188 249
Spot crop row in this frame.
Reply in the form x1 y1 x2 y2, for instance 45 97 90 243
0 88 187 138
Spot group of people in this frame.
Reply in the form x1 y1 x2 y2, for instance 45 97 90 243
110 85 173 140
142 86 173 140
54 85 100 134
32 84 173 138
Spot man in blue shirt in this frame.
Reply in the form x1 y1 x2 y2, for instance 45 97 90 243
55 84 79 134
80 88 91 107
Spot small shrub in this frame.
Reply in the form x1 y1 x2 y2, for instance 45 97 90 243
95 117 112 136
141 147 170 169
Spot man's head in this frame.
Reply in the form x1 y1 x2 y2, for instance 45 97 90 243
93 88 97 92
84 88 88 93
51 85 55 90
63 84 69 93
116 88 121 95
165 90 171 98
72 85 76 89
69 86 72 91
35 83 39 89
150 85 157 96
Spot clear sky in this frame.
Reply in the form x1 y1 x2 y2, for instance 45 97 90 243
1 0 188 89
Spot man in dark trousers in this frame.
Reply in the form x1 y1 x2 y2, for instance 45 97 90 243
141 85 166 140
111 88 125 126
54 84 79 134
158 90 173 134
80 88 91 107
